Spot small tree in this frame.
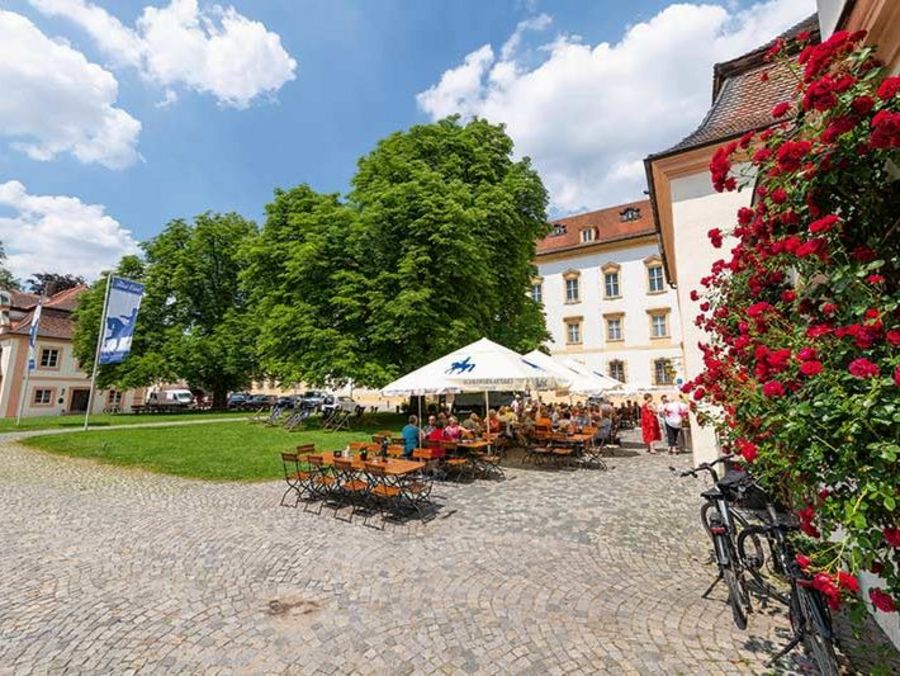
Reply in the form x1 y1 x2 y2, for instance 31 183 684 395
27 272 85 296
74 214 259 407
0 242 20 291
687 30 900 616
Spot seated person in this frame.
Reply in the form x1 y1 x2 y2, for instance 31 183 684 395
401 414 422 459
443 417 463 441
461 413 483 436
486 409 501 435
423 414 437 435
426 421 446 457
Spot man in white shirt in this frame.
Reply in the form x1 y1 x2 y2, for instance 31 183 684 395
660 394 688 455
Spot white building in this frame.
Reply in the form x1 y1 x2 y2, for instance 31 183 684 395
533 199 684 392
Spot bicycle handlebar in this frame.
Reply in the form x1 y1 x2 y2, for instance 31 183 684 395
670 454 736 480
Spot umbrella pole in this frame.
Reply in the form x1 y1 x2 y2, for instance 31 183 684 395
484 390 490 449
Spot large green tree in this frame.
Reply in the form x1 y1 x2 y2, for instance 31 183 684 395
244 117 549 387
74 213 258 407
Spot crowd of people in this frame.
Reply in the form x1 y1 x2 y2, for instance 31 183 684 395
398 396 663 459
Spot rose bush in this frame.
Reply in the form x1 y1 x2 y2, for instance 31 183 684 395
684 30 900 619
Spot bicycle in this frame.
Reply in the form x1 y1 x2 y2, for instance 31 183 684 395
735 479 840 675
674 455 753 629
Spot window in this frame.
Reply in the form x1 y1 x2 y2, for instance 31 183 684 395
604 272 620 298
33 389 52 405
620 207 641 222
565 319 582 345
107 390 122 405
565 277 580 303
653 358 675 386
531 283 543 304
40 348 59 368
608 360 626 383
650 311 669 338
648 265 665 293
606 316 623 341
551 223 567 236
580 228 595 243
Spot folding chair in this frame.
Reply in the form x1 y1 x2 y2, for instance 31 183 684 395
398 470 434 520
305 454 339 512
440 441 470 482
279 452 316 507
327 410 352 432
363 462 401 526
332 457 370 520
386 444 405 459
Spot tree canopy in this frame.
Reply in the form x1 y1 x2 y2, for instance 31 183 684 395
27 272 85 296
0 242 20 291
73 213 258 407
243 117 549 387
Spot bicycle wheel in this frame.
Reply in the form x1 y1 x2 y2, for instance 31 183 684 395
737 524 788 603
722 560 749 630
797 585 839 676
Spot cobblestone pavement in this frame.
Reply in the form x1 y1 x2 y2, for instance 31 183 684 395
0 435 885 674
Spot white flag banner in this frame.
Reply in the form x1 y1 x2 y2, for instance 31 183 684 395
26 302 42 372
99 277 144 365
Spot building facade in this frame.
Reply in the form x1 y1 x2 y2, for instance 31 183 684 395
533 200 684 392
0 287 143 418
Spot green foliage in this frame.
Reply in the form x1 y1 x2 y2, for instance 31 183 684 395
243 117 550 387
0 242 20 291
26 272 85 295
73 214 258 406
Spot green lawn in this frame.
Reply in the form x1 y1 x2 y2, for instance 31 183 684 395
0 410 251 433
21 415 406 481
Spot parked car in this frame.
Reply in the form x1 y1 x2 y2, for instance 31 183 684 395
227 392 250 409
322 395 357 415
276 395 297 409
244 394 277 410
146 388 196 411
297 391 327 410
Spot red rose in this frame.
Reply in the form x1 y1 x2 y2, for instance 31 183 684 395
870 110 900 149
803 76 839 112
800 360 823 377
708 228 723 248
851 95 875 116
851 245 876 262
894 365 900 387
692 387 706 401
809 214 839 233
762 381 784 397
772 101 791 118
752 147 772 164
848 358 879 379
869 588 897 613
781 290 796 303
886 330 900 346
771 187 788 203
776 140 812 172
797 347 817 361
795 554 811 569
822 303 837 316
747 302 772 318
807 325 832 339
736 438 758 462
867 274 885 285
884 527 900 548
837 571 860 594
690 290 700 302
877 76 900 100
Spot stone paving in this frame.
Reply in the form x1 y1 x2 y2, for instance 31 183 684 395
0 433 888 674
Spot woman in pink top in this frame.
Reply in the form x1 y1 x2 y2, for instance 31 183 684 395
443 417 463 441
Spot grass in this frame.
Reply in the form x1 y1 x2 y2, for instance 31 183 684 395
0 409 251 433
21 414 406 482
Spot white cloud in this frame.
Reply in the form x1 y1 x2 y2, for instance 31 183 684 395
0 181 140 281
30 0 298 108
0 10 141 169
416 0 816 213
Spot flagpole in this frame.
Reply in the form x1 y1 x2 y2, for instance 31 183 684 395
15 299 43 427
14 351 33 427
83 275 112 431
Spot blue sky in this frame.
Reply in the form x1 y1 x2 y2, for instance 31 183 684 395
0 0 815 280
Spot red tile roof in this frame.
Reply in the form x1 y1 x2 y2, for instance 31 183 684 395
44 285 86 311
10 308 75 340
652 15 819 157
536 199 655 255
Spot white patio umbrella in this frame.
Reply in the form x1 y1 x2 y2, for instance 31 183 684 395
559 357 624 395
523 350 598 394
381 338 564 423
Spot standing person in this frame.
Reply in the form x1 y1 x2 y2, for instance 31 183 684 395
401 415 422 459
661 395 688 455
640 393 661 454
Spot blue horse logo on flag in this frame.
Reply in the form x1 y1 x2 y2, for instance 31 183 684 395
99 277 144 365
446 356 476 374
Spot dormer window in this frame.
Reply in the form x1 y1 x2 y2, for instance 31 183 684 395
551 223 568 236
620 207 641 222
580 228 595 243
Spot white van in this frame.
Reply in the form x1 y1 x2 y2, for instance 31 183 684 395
146 388 196 410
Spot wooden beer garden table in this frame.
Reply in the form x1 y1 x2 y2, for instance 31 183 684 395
311 453 424 476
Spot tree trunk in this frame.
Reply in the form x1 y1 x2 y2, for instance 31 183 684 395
212 387 228 410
